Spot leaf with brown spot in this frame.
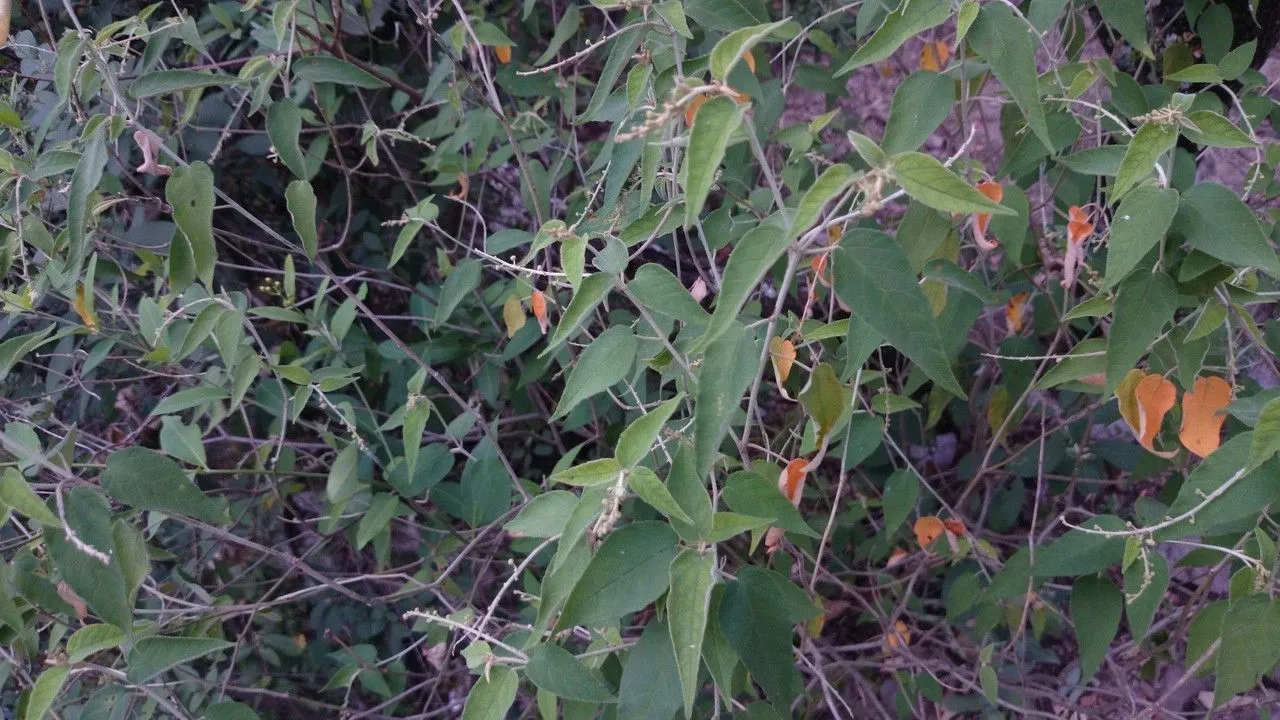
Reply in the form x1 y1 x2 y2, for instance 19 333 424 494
1134 373 1178 457
914 515 945 548
1179 375 1232 458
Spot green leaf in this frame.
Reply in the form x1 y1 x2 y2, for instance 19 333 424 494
1093 0 1153 58
127 636 233 682
799 362 849 443
722 471 818 538
787 164 855 241
833 229 966 398
1056 146 1126 176
1167 64 1222 83
891 152 1014 215
718 567 816 705
667 550 715 718
683 0 769 32
506 491 579 538
434 258 481 327
556 521 680 630
158 416 207 468
617 396 683 468
617 618 684 719
536 4 583 63
969 3 1052 151
1071 576 1121 681
703 512 773 543
326 443 360 503
1182 110 1256 149
846 131 887 167
835 0 950 75
553 326 638 419
667 442 715 542
285 180 319 261
684 97 747 228
543 273 614 355
1217 40 1256 81
45 488 132 629
525 643 616 703
628 467 694 525
67 623 126 664
148 386 230 417
1104 271 1176 392
881 469 919 534
356 493 401 550
461 666 518 720
580 27 643 123
1172 183 1280 277
1124 551 1169 641
1112 123 1177 201
1156 433 1280 541
1249 398 1280 471
882 72 956 155
0 468 58 526
292 56 388 88
552 457 622 487
167 162 217 287
1103 186 1179 288
267 100 310 180
697 221 789 349
1213 597 1280 705
693 322 759 478
1022 515 1128 578
129 70 235 98
203 702 263 720
113 520 150 605
628 264 709 326
710 20 790 81
922 259 997 304
24 665 70 720
67 125 107 273
100 446 227 523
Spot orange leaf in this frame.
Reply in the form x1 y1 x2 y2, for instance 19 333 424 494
886 547 909 568
919 43 940 72
744 49 757 74
530 289 549 335
1067 205 1093 245
882 620 911 653
684 94 708 126
914 515 945 548
780 457 808 506
1179 375 1233 458
1005 292 1030 334
1134 373 1178 457
449 171 470 200
973 180 1003 250
495 45 513 64
769 336 797 385
942 518 966 536
933 41 951 66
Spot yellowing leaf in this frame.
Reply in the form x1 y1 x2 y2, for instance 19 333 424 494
1005 291 1030 334
1179 375 1232 458
882 619 911 653
495 45 513 64
918 41 949 71
502 294 525 338
1114 368 1146 437
1134 373 1177 457
914 515 945 548
973 180 1003 250
743 49 757 74
943 518 966 536
72 284 98 333
684 94 707 126
769 336 796 385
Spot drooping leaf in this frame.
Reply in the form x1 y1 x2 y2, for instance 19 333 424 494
1093 0 1153 58
127 636 234 682
1124 551 1169 641
693 321 759 478
434 259 481 327
891 152 1014 216
543 273 614 355
1112 122 1177 202
553 326 638 419
882 72 956 155
1103 186 1179 288
968 3 1053 152
717 567 819 705
835 0 951 75
628 467 695 525
1171 183 1280 278
798 362 849 443
24 665 70 720
1179 376 1232 458
1071 576 1122 682
1213 597 1280 705
697 220 789 350
787 164 855 241
684 97 748 229
292 56 389 88
129 70 235 98
44 488 131 629
100 447 227 523
1104 272 1176 392
166 162 217 287
709 20 790 81
667 550 715 718
616 619 684 720
285 180 319 261
525 643 616 703
833 229 966 398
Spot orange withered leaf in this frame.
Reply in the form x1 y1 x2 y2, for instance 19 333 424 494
684 94 708 126
133 129 172 177
1179 375 1232 458
914 515 945 548
1115 368 1147 437
732 89 751 104
530 288 549 335
744 49 757 74
973 180 1003 250
886 547 909 568
919 41 950 71
449 172 470 200
780 457 808 506
1061 205 1094 289
943 518 966 536
882 620 911 653
1134 373 1178 457
494 45 513 64
769 336 797 385
1005 291 1030 334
